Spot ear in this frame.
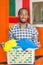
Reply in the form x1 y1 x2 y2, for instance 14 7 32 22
18 14 20 17
28 16 29 19
28 16 29 18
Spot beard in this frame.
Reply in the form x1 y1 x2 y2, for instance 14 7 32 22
20 21 26 23
20 19 28 23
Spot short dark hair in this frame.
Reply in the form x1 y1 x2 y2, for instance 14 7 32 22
18 8 29 15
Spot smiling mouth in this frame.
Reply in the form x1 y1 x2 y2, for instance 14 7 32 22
21 19 26 21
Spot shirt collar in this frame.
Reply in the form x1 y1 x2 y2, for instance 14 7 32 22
18 23 29 29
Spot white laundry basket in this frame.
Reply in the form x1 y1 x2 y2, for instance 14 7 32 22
7 48 35 64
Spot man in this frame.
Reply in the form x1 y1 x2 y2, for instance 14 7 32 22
9 8 40 65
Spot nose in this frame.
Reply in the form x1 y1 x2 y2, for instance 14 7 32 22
22 14 26 18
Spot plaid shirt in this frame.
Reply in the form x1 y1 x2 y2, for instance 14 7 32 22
8 23 39 46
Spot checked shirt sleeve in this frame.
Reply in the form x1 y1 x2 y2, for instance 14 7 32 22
8 26 16 40
32 27 39 47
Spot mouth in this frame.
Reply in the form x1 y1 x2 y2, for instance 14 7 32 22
21 18 27 22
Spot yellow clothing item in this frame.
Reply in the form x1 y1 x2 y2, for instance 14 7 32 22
4 39 17 52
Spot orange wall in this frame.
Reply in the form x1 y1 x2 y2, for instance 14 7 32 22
0 0 43 62
0 0 9 43
0 0 9 62
35 28 43 56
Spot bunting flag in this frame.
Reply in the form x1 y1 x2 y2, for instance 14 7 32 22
9 0 30 23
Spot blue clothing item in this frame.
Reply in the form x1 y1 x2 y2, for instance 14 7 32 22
17 38 38 50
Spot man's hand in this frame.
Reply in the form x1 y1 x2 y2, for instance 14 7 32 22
37 42 41 48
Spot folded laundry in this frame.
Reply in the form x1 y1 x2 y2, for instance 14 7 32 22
4 39 17 52
17 38 38 50
4 38 38 52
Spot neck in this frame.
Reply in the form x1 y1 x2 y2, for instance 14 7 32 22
20 22 27 28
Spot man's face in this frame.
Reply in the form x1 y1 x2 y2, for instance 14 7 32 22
18 9 29 23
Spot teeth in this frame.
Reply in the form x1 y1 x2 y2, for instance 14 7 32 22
22 19 26 21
